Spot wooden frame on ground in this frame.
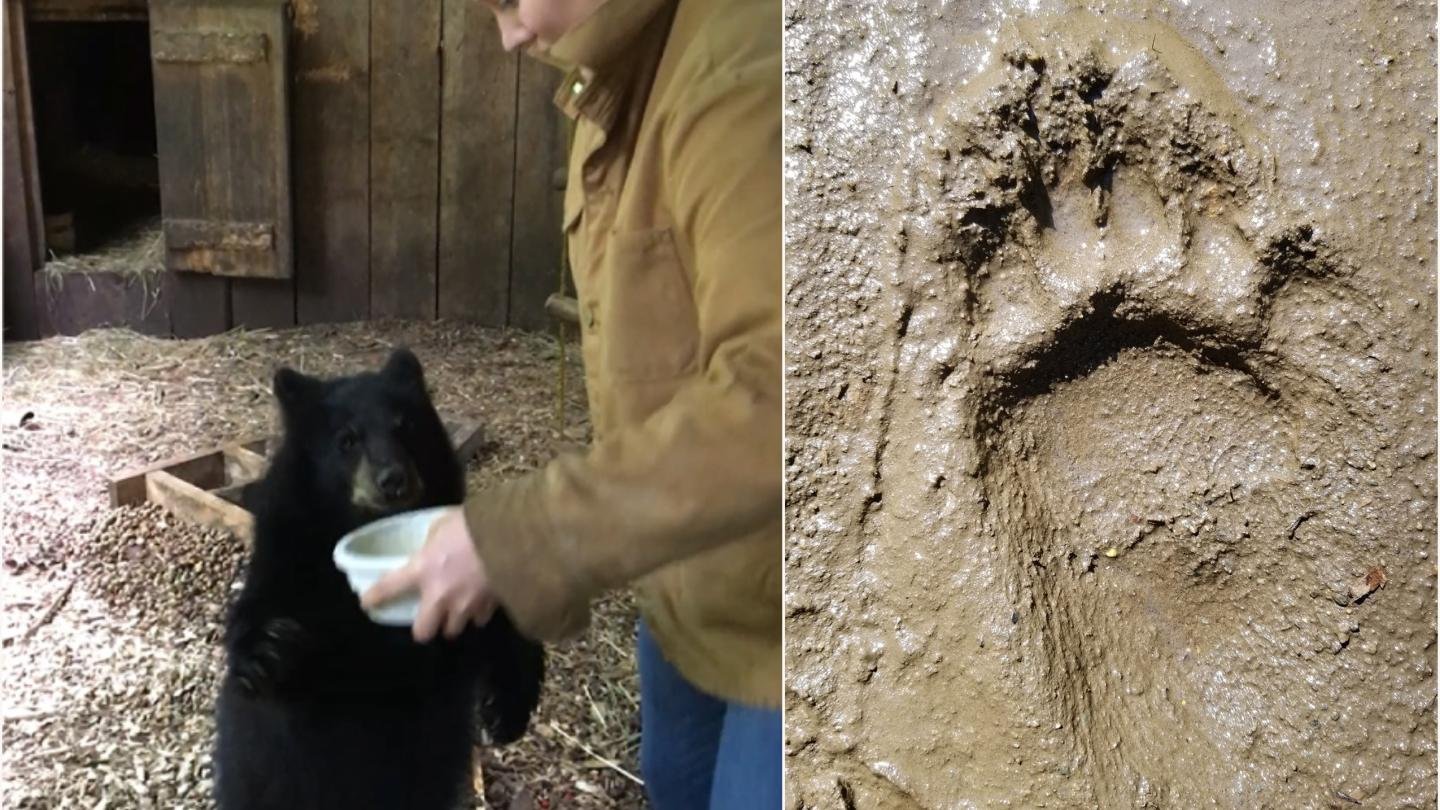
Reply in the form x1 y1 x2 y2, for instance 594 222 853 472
108 421 486 543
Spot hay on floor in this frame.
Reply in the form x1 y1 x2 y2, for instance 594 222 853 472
40 215 166 278
2 321 644 809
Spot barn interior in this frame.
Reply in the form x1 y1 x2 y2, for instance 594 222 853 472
2 2 638 806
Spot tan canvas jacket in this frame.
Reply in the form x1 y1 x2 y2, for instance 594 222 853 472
463 0 781 708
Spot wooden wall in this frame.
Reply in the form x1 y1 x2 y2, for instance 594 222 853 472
3 0 44 340
2 0 569 341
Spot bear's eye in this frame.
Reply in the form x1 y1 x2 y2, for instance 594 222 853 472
338 427 360 451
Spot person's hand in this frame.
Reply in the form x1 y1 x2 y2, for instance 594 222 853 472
361 507 498 643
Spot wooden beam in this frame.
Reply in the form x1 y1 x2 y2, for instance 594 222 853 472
151 1 229 335
225 1 296 328
10 0 42 264
152 1 292 281
212 481 249 506
369 0 440 320
112 420 478 545
34 270 170 337
146 470 255 542
28 0 148 22
110 448 227 507
509 57 567 331
447 421 486 464
545 293 578 324
438 0 515 327
2 0 41 340
222 444 267 482
294 0 370 324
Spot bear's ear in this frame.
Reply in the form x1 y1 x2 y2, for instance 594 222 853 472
382 347 425 388
273 367 321 413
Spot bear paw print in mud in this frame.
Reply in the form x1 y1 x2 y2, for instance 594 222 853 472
854 13 1415 808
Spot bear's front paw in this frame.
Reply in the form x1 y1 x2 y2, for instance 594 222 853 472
232 617 306 696
477 695 532 747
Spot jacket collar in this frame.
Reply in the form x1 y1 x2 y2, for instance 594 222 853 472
541 0 671 72
535 0 674 130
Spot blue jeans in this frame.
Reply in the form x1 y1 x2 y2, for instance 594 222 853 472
637 622 781 810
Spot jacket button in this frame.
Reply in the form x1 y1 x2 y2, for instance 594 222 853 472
571 80 586 96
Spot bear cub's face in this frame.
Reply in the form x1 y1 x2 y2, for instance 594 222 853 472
272 348 451 517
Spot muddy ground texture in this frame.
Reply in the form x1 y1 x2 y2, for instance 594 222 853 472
2 322 646 808
786 1 1436 808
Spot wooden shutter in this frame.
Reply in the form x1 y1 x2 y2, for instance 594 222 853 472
150 0 291 278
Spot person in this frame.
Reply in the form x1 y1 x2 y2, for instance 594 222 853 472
361 0 781 807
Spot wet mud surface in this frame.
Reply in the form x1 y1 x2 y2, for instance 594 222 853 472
784 2 1436 807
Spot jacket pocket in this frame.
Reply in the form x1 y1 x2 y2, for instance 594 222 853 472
599 227 699 382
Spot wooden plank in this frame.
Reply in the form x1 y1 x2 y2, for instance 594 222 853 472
163 273 229 337
110 448 227 507
437 0 515 327
151 0 292 321
509 57 567 332
114 419 471 532
225 0 294 327
152 1 290 283
293 0 370 325
2 0 41 340
166 219 273 250
446 420 486 464
111 468 155 507
165 218 286 281
34 270 170 337
146 470 255 542
151 0 292 332
222 443 267 481
10 0 41 265
150 1 228 336
28 0 147 23
230 277 294 329
152 30 268 63
213 481 248 506
545 293 578 324
369 0 440 320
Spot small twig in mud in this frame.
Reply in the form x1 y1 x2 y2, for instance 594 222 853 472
10 579 75 645
548 722 645 787
1333 789 1362 804
1287 509 1317 539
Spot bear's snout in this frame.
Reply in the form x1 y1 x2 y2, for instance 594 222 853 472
351 456 421 512
376 465 414 502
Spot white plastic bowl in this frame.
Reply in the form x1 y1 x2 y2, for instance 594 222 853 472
333 506 450 626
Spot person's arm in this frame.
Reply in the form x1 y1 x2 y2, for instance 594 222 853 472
466 57 782 641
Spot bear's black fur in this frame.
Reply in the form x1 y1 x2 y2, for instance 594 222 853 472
213 348 544 810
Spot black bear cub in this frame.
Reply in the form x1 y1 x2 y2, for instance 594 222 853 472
214 349 544 810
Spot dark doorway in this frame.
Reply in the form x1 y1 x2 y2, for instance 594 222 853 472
27 18 161 270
